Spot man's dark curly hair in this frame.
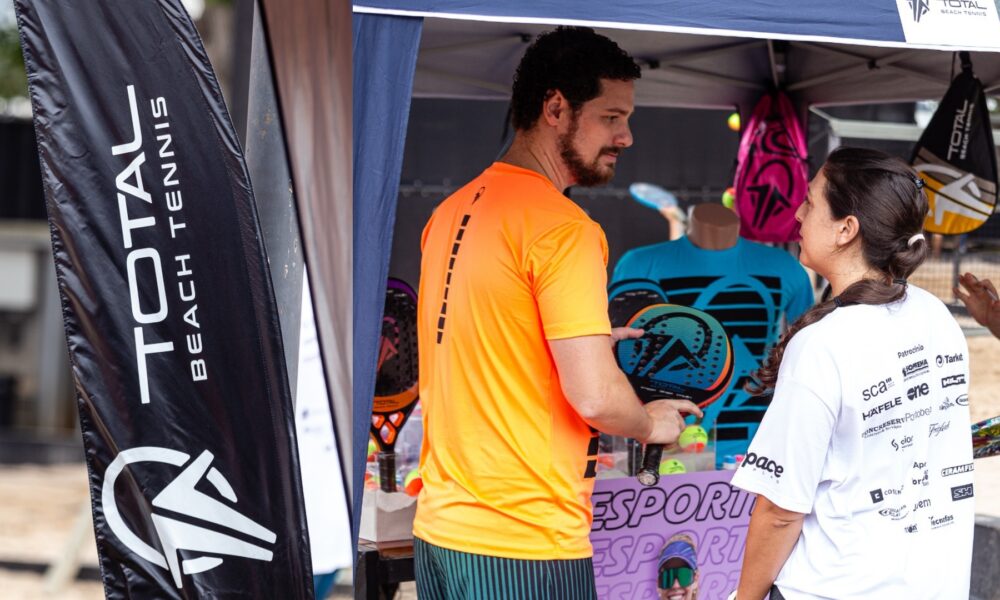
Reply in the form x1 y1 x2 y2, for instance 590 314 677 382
510 27 641 131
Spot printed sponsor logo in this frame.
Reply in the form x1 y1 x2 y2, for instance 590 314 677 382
903 359 929 381
904 523 919 534
739 452 784 479
939 397 955 411
929 421 951 437
912 469 929 487
939 0 990 19
879 505 910 521
102 447 277 589
955 394 969 406
871 485 904 503
862 377 895 402
863 397 903 421
913 498 932 511
942 374 966 388
936 353 964 367
907 383 930 400
897 343 924 359
891 435 914 451
930 514 955 529
870 489 884 503
862 407 933 438
951 483 974 501
942 463 974 477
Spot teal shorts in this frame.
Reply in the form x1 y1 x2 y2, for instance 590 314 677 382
414 537 598 600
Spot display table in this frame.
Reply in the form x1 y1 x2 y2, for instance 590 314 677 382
355 538 415 600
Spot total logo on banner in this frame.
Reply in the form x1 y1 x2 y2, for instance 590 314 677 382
896 0 1000 48
102 447 276 589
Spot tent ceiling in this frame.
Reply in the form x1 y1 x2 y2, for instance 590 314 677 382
413 18 1000 111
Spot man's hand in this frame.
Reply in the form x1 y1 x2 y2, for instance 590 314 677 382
610 326 643 346
642 399 702 444
955 272 1000 338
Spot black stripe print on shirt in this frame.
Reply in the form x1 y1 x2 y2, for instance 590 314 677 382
437 186 485 344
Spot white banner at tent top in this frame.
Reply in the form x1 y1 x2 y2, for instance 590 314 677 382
896 0 1000 48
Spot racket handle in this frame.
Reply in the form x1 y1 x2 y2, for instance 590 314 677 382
637 444 664 486
378 452 397 492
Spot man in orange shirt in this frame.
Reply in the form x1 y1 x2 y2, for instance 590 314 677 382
414 27 701 599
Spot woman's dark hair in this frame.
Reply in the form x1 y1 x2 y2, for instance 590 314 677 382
749 147 929 392
510 27 641 131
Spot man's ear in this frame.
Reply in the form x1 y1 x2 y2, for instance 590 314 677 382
836 215 861 247
541 90 569 127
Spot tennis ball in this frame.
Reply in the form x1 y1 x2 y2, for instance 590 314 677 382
367 439 377 461
722 187 735 209
727 112 741 132
404 470 423 496
659 458 687 475
679 425 708 453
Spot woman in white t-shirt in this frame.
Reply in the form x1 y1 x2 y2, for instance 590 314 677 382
729 147 974 600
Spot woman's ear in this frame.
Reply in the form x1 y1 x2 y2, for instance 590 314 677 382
836 215 861 248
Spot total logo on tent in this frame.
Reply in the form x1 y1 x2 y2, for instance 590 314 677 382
101 447 277 588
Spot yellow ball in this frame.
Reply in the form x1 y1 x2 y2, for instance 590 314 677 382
727 112 741 132
659 458 687 475
367 439 378 459
679 425 708 453
722 187 735 209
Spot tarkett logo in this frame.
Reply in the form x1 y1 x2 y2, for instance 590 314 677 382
102 447 276 588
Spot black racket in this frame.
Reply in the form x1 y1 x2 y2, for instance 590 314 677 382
616 303 734 486
371 278 419 492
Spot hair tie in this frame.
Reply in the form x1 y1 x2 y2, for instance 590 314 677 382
893 278 907 286
912 176 925 190
907 233 925 247
833 297 843 307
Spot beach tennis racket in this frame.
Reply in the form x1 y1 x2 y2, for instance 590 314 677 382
615 304 734 486
371 278 419 491
629 182 679 211
608 279 668 328
972 414 1000 459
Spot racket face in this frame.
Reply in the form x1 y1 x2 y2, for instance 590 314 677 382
372 278 419 451
973 417 1000 459
608 279 667 328
615 304 733 407
629 182 678 211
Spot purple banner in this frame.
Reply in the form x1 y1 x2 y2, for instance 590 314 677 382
591 471 753 600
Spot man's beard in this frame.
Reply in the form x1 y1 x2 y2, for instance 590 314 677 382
558 113 619 187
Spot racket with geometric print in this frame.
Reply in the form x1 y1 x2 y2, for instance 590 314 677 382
608 279 668 327
972 414 1000 460
616 303 734 486
371 278 419 491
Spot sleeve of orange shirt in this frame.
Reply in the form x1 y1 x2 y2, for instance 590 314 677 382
528 220 612 340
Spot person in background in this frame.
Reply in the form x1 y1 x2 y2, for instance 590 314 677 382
955 271 1000 338
657 534 700 600
729 148 974 600
414 26 701 599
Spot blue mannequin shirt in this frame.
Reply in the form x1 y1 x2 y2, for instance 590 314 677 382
612 236 813 463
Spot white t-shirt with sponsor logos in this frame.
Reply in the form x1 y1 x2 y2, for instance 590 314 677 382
731 285 974 600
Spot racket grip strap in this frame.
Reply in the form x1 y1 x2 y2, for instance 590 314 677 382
637 444 663 486
378 452 398 492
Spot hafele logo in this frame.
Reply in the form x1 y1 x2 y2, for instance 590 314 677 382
102 447 276 589
862 377 895 401
951 483 975 501
955 394 969 406
902 359 929 381
929 514 955 529
929 421 951 437
913 498 932 512
897 343 924 359
907 383 929 401
942 374 966 388
863 397 902 421
936 353 964 367
879 505 910 521
942 462 974 477
740 452 783 479
891 435 914 451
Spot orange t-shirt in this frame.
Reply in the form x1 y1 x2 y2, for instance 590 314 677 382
413 162 612 559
